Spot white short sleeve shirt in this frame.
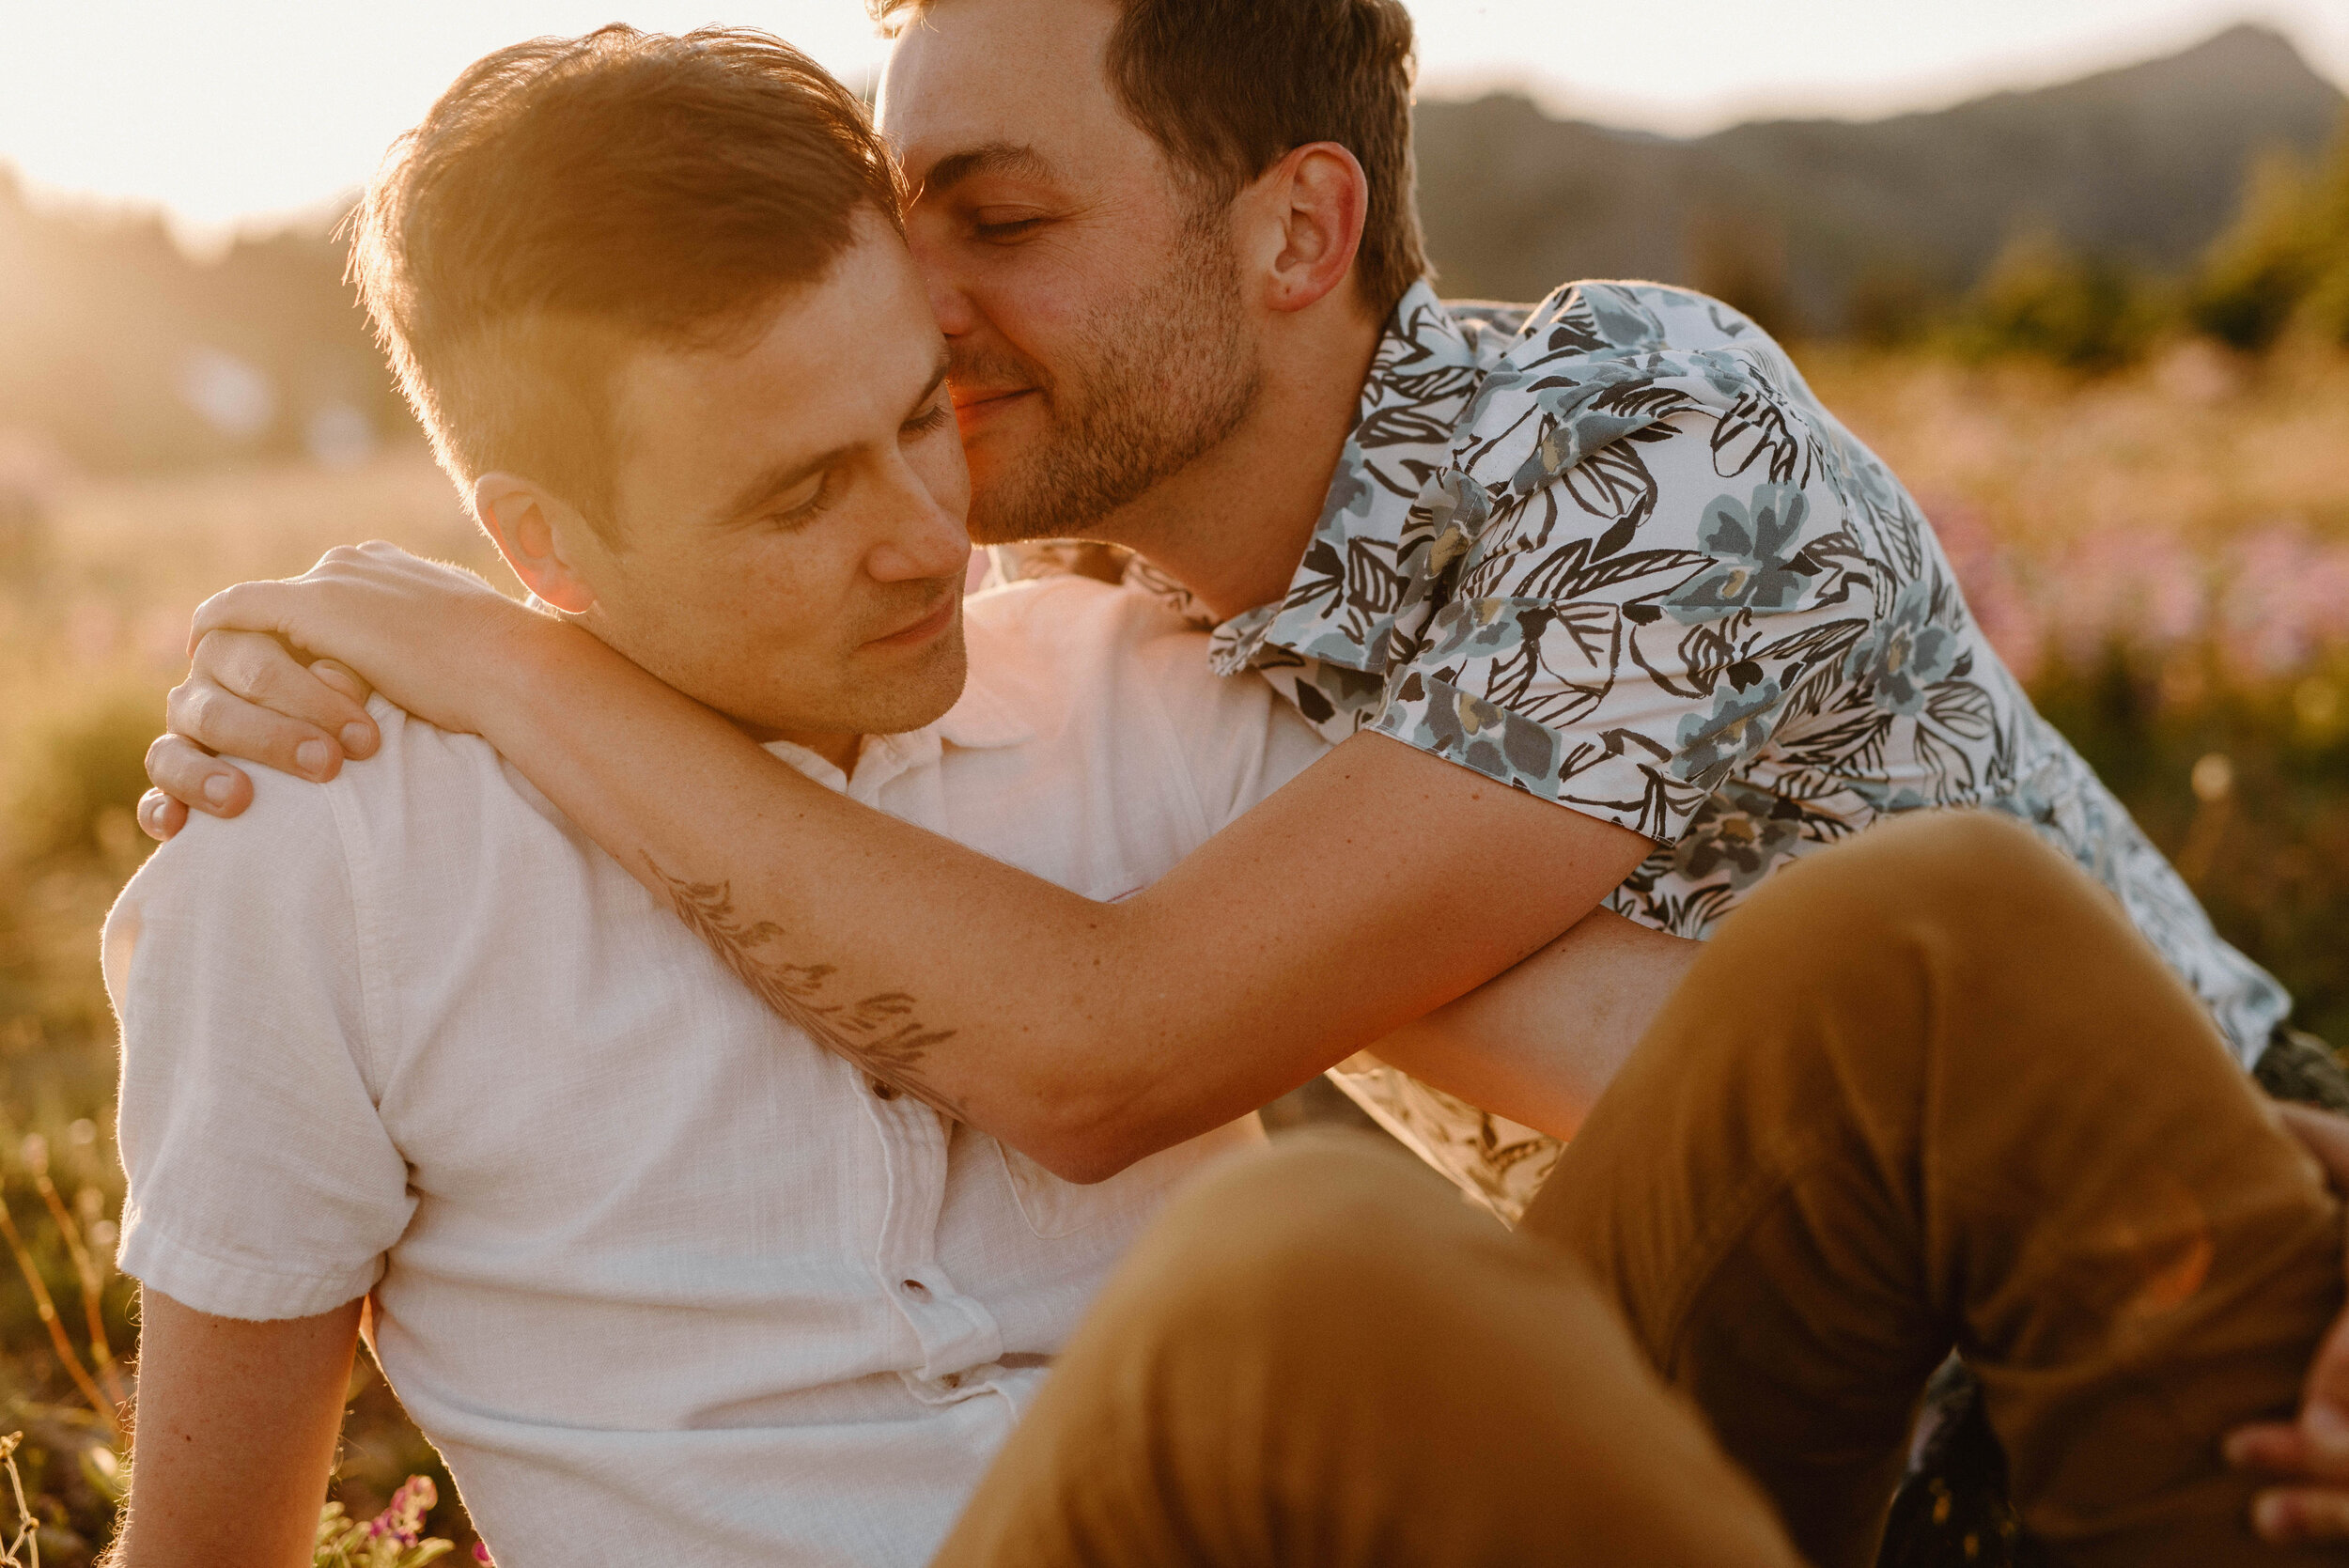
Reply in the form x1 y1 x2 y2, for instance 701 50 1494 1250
105 577 1330 1568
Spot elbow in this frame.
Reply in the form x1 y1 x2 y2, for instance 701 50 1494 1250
1012 1102 1170 1187
1021 1131 1147 1188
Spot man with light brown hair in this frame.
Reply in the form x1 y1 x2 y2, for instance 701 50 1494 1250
141 0 2349 1559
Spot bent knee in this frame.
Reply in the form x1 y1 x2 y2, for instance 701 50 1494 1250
1761 809 2095 942
1110 1131 1504 1343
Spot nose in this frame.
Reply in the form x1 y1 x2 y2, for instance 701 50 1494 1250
866 475 974 586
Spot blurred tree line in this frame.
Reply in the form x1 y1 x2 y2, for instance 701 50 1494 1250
1930 120 2349 371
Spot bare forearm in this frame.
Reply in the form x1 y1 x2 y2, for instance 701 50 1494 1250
485 621 1648 1176
1367 911 1701 1139
490 622 1174 1145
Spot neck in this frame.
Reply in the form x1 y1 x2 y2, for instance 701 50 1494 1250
1083 306 1383 625
739 718 863 775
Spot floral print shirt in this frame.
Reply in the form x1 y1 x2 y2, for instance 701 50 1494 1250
1193 280 2293 1220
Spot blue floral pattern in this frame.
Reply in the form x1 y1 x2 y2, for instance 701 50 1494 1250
1192 280 2293 1220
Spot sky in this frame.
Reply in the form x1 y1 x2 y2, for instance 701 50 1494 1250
6 0 2346 254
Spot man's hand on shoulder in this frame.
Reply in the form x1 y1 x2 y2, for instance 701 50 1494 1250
2226 1102 2349 1543
141 635 378 841
141 542 536 842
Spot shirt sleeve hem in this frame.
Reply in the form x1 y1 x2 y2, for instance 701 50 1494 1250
118 1214 381 1323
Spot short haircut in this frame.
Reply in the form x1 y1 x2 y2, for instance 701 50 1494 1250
873 0 1428 322
350 26 902 537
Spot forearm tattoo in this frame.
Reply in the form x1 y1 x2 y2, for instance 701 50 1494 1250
647 857 966 1119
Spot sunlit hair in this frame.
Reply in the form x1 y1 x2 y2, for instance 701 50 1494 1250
872 0 1428 322
350 25 903 539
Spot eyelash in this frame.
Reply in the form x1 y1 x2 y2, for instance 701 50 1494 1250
773 403 955 528
776 476 836 530
972 217 1044 243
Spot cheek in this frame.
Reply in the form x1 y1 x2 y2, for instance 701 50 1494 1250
965 248 1114 379
614 550 831 672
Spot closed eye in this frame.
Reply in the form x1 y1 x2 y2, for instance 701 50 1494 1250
772 471 836 530
972 216 1046 243
903 402 956 440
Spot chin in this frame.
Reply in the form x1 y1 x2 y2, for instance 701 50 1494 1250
851 628 972 736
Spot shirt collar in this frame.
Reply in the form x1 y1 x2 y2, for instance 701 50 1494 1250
933 657 1035 752
1206 282 1490 677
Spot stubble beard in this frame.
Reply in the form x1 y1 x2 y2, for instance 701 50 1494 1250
961 211 1264 546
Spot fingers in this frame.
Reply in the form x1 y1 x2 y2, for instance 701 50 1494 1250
189 629 379 761
2229 1421 2314 1473
163 673 343 786
307 659 377 729
2251 1486 2349 1545
137 788 187 843
2230 1409 2349 1544
144 735 253 820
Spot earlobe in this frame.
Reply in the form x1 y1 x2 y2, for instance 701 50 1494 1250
473 474 599 614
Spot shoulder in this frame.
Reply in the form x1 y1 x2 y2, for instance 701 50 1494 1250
1440 280 1843 505
957 574 1299 752
1466 280 1809 409
109 700 514 946
1518 281 1778 357
961 575 1219 713
113 744 350 940
963 571 1200 648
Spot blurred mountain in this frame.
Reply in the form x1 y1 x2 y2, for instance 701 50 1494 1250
1415 23 2348 334
0 23 2341 477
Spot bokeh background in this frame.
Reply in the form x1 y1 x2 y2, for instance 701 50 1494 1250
6 1 2349 1557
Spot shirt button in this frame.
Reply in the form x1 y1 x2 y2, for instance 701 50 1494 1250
899 1279 930 1300
870 1078 900 1101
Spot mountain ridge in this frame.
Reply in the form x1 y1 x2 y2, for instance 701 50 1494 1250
1416 23 2347 331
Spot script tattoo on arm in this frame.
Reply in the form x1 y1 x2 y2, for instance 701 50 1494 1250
646 857 967 1120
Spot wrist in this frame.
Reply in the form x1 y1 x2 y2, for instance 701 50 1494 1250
474 603 589 741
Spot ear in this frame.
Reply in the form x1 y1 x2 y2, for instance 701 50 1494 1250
473 474 600 614
1249 142 1369 317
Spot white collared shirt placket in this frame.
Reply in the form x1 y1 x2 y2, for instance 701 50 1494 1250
860 1086 1007 1404
842 726 1014 1408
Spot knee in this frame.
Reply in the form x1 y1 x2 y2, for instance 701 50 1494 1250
1101 1131 1503 1358
1754 809 2094 953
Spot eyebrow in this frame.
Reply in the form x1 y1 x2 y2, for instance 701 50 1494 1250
718 349 954 525
914 141 1058 203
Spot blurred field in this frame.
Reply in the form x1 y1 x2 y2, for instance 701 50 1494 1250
4 344 2349 1555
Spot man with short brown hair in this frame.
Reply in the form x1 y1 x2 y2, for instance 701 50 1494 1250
103 29 1330 1565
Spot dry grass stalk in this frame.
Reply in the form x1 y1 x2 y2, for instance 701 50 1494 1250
0 1190 119 1443
0 1431 37 1568
19 1140 125 1409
